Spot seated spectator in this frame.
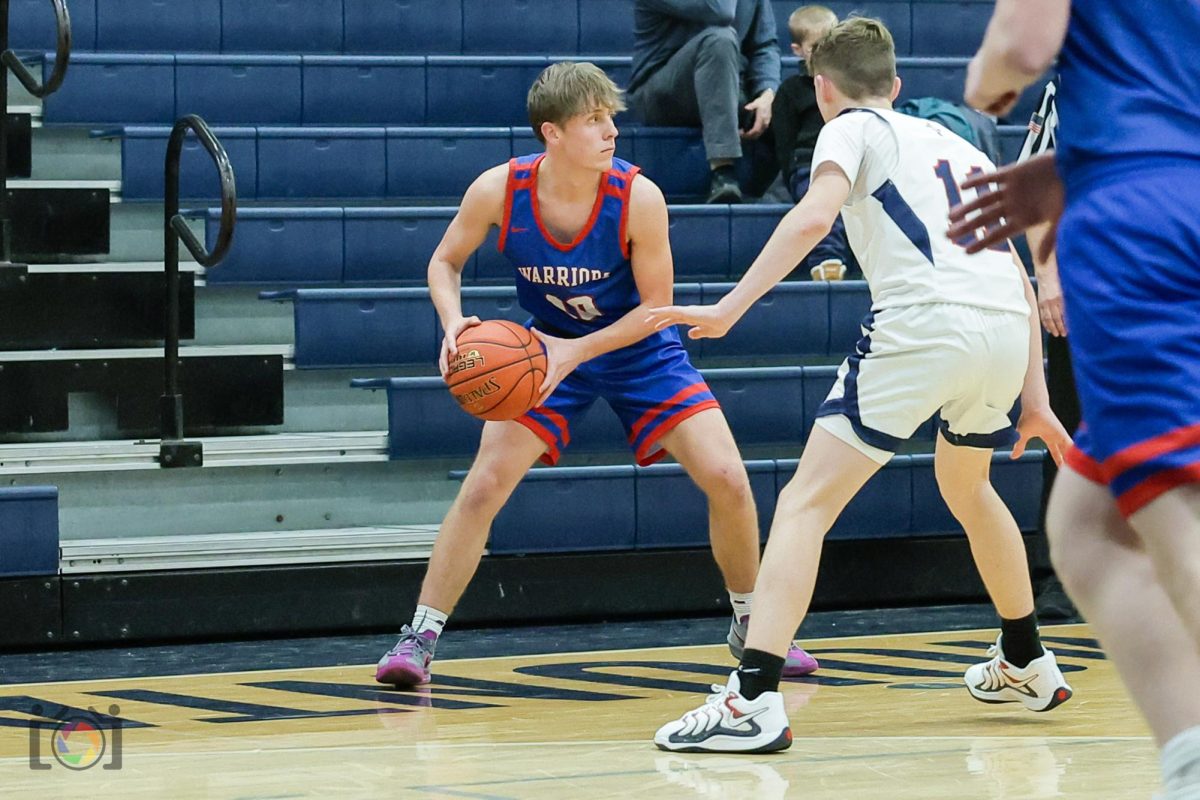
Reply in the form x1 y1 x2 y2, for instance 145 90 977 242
629 0 781 204
772 5 857 279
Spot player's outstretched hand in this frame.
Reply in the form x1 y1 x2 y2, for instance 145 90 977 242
1012 404 1072 466
646 304 735 340
439 315 482 378
529 328 586 407
947 153 1064 258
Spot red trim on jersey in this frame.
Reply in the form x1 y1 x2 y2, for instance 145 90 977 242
1065 446 1106 484
634 399 722 466
617 167 641 260
629 382 712 442
1100 422 1200 482
1117 463 1200 517
530 154 609 253
498 157 519 254
535 405 571 447
514 414 561 466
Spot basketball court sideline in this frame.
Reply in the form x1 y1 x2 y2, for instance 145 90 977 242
0 606 1154 798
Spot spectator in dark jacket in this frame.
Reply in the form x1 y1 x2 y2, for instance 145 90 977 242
771 5 856 278
630 0 781 203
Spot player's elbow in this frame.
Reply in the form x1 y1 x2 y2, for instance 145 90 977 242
792 213 835 244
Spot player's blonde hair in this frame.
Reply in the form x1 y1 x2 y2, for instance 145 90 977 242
808 17 897 100
788 4 838 47
527 61 626 144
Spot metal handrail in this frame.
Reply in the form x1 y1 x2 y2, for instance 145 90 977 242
1 0 71 264
2 0 70 98
160 114 236 468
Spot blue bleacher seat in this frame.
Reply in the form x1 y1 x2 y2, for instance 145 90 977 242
258 127 387 199
578 0 635 54
97 0 220 52
636 460 777 548
344 208 456 284
998 125 1028 165
828 282 872 356
208 208 343 284
729 205 791 272
462 0 579 55
772 0 913 55
669 205 730 280
475 227 509 284
799 364 838 429
457 286 531 329
0 486 59 577
426 56 548 126
267 289 438 369
699 281 832 358
221 0 343 52
359 377 483 458
42 53 174 124
896 56 970 106
116 126 256 202
302 56 426 125
706 368 808 448
343 0 464 54
633 128 709 197
487 465 637 554
387 127 512 200
910 0 993 58
9 0 96 51
176 55 302 125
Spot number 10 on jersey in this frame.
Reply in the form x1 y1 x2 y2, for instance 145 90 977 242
546 293 602 321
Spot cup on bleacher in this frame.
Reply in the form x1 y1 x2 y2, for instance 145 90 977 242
810 259 847 281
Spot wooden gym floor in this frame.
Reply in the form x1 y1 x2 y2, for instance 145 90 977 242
0 615 1157 798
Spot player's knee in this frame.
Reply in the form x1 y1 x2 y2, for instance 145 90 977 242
695 26 739 58
935 466 991 518
1045 492 1092 593
695 461 754 509
456 470 515 519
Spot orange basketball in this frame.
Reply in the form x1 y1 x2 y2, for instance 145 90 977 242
445 320 547 421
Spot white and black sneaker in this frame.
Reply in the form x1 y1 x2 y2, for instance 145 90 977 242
654 672 792 753
964 636 1074 712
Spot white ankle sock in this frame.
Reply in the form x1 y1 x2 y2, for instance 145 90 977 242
411 604 448 637
728 591 753 623
1163 725 1200 794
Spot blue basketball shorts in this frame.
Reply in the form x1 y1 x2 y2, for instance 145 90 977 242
1056 161 1200 516
516 329 719 466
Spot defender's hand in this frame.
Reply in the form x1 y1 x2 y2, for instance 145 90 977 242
647 303 737 340
947 153 1064 256
1012 404 1072 466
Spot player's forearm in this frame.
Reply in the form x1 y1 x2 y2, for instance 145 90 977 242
573 302 659 361
969 0 1064 101
1017 263 1051 409
719 211 832 321
428 258 466 329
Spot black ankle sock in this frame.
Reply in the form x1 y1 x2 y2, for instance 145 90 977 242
1000 612 1045 668
736 648 785 700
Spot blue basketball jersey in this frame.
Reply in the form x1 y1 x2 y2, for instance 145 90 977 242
499 154 644 338
1057 0 1200 190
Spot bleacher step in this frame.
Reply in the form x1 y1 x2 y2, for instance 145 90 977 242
0 431 389 475
60 524 440 573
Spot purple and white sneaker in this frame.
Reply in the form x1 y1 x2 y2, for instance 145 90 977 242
375 625 438 686
728 614 820 677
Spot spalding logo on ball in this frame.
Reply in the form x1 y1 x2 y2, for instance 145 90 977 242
445 320 548 421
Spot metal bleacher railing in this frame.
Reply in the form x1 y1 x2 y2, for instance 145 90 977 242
159 113 236 468
0 0 69 264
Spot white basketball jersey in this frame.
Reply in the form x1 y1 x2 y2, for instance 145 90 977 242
811 108 1029 315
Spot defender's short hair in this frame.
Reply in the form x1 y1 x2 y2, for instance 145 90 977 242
808 17 897 100
528 61 626 143
788 5 838 47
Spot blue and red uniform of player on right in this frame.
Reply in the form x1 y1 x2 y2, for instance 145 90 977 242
1054 0 1200 516
500 153 718 466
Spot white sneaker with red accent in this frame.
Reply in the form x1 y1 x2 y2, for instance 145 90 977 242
654 672 792 753
964 636 1074 712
